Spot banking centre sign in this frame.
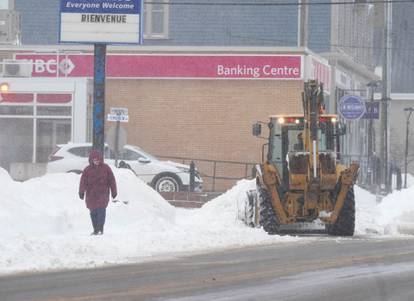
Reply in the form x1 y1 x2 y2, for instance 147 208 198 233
15 54 303 79
59 0 142 44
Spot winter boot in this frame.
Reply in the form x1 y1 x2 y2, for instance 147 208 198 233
98 225 104 235
91 223 99 235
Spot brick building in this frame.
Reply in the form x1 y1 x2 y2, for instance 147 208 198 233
0 46 332 190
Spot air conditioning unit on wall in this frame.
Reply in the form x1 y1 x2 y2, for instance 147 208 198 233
2 59 32 77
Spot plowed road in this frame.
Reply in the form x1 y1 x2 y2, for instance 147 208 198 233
2 237 414 301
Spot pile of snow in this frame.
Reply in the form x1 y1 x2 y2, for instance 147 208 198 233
0 168 300 275
355 177 414 235
1 166 414 275
355 186 383 235
368 186 414 236
0 168 177 274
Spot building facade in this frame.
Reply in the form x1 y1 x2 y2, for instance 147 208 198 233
0 46 335 190
0 76 90 179
0 1 390 189
13 1 373 67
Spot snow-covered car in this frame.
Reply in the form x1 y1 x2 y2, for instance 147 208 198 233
47 143 203 192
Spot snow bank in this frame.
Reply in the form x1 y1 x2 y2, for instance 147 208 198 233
0 168 174 238
2 165 414 275
375 185 414 235
0 169 300 275
355 176 414 236
355 186 384 235
0 168 176 274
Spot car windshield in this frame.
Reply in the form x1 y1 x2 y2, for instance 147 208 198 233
128 145 159 161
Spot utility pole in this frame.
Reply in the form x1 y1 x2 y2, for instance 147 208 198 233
380 1 392 193
298 0 308 48
367 81 378 188
367 83 375 159
404 107 414 188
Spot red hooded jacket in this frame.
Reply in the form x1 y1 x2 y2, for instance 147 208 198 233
79 150 117 210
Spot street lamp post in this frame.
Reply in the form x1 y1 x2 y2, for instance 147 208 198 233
404 107 414 188
367 81 379 188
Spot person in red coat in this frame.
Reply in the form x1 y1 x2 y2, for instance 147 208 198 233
79 149 117 235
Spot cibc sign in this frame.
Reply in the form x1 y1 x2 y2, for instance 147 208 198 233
15 54 303 79
28 57 75 76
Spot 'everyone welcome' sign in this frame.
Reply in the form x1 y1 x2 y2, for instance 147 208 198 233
59 0 142 44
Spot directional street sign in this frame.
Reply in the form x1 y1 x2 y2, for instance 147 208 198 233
362 101 380 119
107 114 129 122
110 107 128 115
106 124 127 152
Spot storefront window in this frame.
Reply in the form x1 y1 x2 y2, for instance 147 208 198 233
0 105 33 115
0 92 74 167
0 118 33 170
37 106 71 116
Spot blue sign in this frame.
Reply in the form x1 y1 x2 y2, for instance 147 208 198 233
362 101 380 119
60 0 141 15
338 95 366 120
59 0 143 44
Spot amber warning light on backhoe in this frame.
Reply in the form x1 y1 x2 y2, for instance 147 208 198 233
276 117 337 125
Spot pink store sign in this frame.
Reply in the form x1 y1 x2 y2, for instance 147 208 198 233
15 54 303 79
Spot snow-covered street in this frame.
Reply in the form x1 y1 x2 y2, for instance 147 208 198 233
1 167 414 275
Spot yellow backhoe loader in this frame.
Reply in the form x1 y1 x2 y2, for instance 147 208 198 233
250 80 359 236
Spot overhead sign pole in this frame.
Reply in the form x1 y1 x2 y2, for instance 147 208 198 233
107 107 129 166
59 0 142 157
93 44 107 154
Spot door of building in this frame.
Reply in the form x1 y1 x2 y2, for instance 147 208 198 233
36 119 71 162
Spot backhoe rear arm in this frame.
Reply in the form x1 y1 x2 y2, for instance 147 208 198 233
261 162 289 224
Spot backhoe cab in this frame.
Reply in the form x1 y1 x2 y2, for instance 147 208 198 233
250 80 359 236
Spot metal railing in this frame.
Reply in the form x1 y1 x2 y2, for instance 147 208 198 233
156 153 404 194
341 154 402 193
156 155 257 192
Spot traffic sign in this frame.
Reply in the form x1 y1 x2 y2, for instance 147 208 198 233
362 101 380 119
110 107 128 115
338 95 366 120
107 114 129 122
106 124 127 152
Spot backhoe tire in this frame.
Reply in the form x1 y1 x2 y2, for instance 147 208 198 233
244 191 257 227
258 187 280 235
326 187 355 236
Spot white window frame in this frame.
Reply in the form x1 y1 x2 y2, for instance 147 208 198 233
144 0 169 39
0 92 73 163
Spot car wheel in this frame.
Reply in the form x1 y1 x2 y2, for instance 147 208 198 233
153 175 180 192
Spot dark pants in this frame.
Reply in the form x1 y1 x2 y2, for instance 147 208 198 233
90 207 106 234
